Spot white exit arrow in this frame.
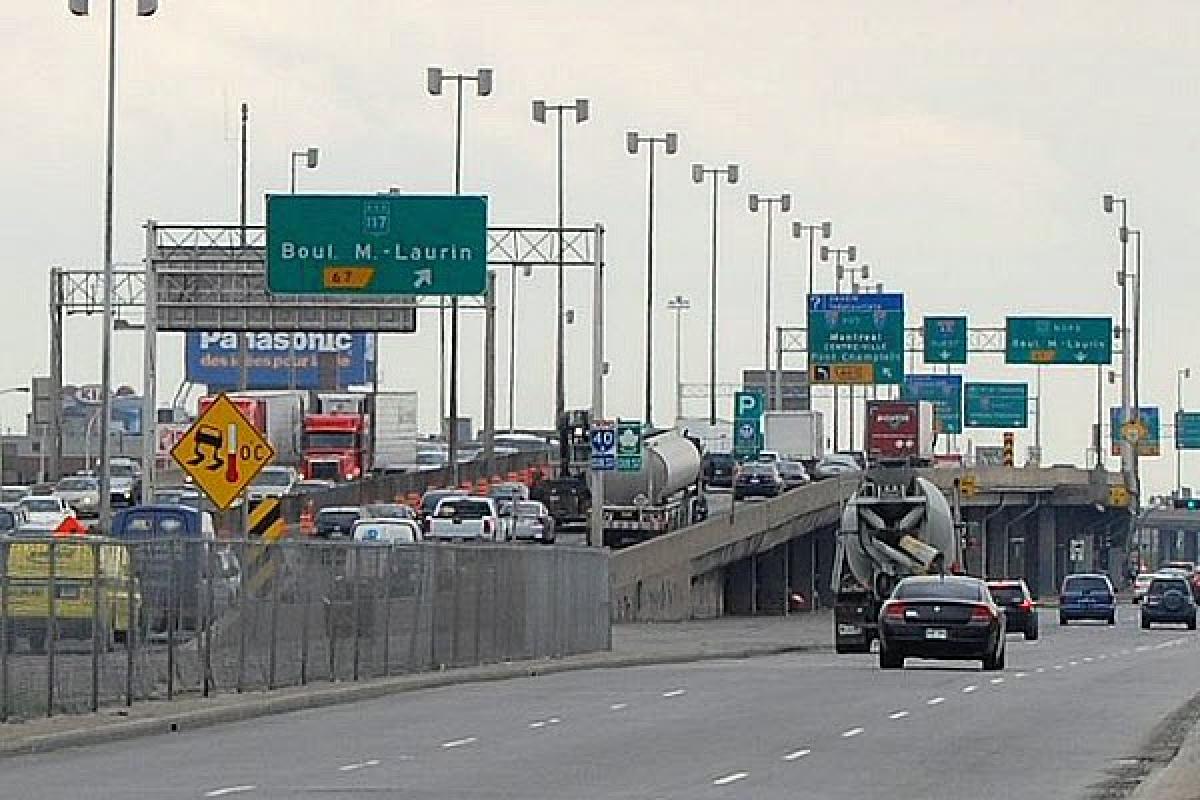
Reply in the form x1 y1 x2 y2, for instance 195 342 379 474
413 269 433 289
940 349 952 360
1074 351 1087 362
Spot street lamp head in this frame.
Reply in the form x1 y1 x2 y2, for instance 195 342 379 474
847 245 858 262
625 131 640 155
791 220 803 238
780 194 792 213
748 193 760 212
70 0 157 16
522 264 533 278
475 68 494 96
861 264 870 280
837 264 845 280
305 148 319 169
1103 194 1114 213
820 245 830 262
821 221 833 239
1119 225 1129 244
726 164 739 184
137 0 157 14
664 132 679 155
691 163 705 184
69 0 88 14
532 100 547 124
574 98 590 123
564 308 575 325
426 67 444 95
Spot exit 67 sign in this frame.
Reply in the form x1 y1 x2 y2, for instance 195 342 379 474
171 393 276 510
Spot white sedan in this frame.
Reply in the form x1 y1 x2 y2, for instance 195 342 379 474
18 495 75 529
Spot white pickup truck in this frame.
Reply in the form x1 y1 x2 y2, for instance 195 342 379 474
426 496 502 542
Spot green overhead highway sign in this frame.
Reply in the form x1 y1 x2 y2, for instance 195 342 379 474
1177 411 1200 450
1005 317 1113 365
923 316 968 364
902 374 963 434
808 293 905 385
964 382 1028 428
266 193 488 295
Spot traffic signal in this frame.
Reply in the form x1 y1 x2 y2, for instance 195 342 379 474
1002 432 1015 467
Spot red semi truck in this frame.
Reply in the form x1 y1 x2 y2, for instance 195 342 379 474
301 412 369 482
864 400 936 466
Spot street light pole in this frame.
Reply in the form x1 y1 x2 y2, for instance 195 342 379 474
1178 368 1191 495
428 66 493 483
692 163 739 426
1103 194 1133 503
748 193 792 410
533 98 589 438
843 262 873 452
819 244 858 451
69 0 158 532
667 295 691 423
627 130 679 427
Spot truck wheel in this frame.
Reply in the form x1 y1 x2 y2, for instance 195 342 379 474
1189 616 1197 631
1140 616 1150 630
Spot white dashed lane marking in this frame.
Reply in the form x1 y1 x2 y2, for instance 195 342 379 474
842 727 865 738
990 678 1005 685
204 788 256 798
441 737 477 749
609 703 628 711
927 697 946 706
783 749 812 761
712 772 748 786
662 689 687 698
888 710 910 720
338 760 379 772
962 685 977 694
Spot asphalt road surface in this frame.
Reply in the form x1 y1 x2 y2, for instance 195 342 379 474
4 608 1198 799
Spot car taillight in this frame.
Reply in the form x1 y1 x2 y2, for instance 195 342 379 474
883 602 906 620
969 604 995 624
1019 599 1033 611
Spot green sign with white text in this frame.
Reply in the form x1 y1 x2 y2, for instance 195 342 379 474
923 316 968 364
1005 317 1113 365
266 193 488 295
964 382 1029 428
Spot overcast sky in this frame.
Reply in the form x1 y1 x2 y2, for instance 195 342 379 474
5 2 1200 494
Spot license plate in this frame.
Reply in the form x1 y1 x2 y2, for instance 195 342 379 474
838 624 861 635
925 628 948 640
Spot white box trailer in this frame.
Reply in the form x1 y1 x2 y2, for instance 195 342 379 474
763 410 825 461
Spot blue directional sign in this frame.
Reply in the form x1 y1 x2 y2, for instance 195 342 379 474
1005 317 1113 365
1110 406 1161 457
1176 412 1200 450
923 316 968 365
964 382 1029 428
902 374 963 434
808 293 905 384
589 421 616 471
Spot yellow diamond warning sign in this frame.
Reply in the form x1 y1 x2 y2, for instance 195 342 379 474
171 393 276 510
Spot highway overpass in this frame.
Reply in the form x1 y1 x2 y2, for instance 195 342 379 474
612 466 1133 622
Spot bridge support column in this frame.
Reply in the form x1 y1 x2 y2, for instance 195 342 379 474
815 527 837 609
1036 506 1057 600
985 511 1008 580
756 543 789 615
724 558 756 615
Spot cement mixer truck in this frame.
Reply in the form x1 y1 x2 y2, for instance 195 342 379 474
832 462 963 653
601 429 706 548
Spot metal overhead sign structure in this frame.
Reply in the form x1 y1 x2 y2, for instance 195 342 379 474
171 393 275 511
1177 412 1200 450
807 293 905 384
964 382 1029 429
923 316 968 364
1110 406 1161 457
902 374 963 434
265 194 488 295
1005 317 1113 365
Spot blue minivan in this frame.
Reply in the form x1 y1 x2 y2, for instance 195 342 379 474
1059 573 1117 625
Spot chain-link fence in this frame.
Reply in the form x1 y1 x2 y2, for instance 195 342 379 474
0 536 610 721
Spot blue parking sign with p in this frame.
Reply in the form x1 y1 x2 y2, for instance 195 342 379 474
735 390 765 421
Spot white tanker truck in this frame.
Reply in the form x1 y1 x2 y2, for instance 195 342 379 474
602 430 706 548
833 463 964 654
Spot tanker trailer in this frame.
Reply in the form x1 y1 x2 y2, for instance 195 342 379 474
603 429 705 547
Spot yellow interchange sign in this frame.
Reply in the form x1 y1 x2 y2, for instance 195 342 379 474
171 393 275 511
810 363 875 385
243 497 289 598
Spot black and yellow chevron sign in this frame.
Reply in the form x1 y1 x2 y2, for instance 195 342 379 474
248 497 286 542
245 497 288 597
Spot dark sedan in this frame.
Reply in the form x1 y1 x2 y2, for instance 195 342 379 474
878 575 1006 671
733 463 784 500
987 579 1039 640
703 453 736 489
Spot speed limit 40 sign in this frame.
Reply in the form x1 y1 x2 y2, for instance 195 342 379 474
590 421 616 471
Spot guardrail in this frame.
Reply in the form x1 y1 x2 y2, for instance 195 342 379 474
0 535 609 721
